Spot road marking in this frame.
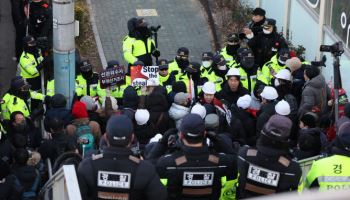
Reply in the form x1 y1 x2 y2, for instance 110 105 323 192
136 9 158 17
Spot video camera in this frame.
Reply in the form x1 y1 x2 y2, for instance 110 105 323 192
311 55 327 67
150 25 161 33
320 41 344 56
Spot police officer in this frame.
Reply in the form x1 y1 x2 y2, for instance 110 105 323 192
156 114 237 200
168 47 190 81
245 18 288 68
235 47 258 93
77 115 167 199
257 48 290 86
97 60 132 104
1 77 31 120
237 114 302 198
220 33 241 68
157 59 176 93
123 17 160 69
244 7 266 36
19 35 44 91
208 54 229 92
75 59 99 98
302 121 350 191
178 62 202 101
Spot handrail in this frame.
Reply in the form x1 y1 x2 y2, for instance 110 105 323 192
40 165 81 200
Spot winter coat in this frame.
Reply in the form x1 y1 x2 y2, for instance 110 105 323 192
256 101 277 136
145 92 172 134
230 105 257 146
291 66 305 105
44 93 73 132
294 127 327 160
298 74 330 117
215 82 249 106
168 103 190 129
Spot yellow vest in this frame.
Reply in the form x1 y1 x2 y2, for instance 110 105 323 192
236 67 257 93
97 76 132 103
75 75 98 97
303 155 350 191
122 36 155 65
1 93 30 120
200 67 224 91
220 47 238 68
257 54 286 85
19 51 44 79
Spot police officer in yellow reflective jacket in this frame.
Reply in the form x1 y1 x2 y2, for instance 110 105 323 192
201 52 224 92
235 47 258 93
257 48 290 86
123 17 160 70
168 47 190 81
97 60 132 104
157 59 176 93
1 77 31 120
76 59 99 98
19 35 44 91
220 33 241 68
302 122 350 191
178 62 203 100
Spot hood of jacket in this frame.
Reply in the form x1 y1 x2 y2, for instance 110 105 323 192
304 74 325 89
169 103 190 121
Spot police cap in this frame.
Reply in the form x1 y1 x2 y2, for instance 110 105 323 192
106 115 134 146
180 114 205 138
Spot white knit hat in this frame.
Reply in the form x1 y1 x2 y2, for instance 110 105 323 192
135 109 150 125
80 95 96 111
191 104 207 119
275 100 291 116
260 86 278 100
237 94 252 109
102 96 118 111
202 82 216 95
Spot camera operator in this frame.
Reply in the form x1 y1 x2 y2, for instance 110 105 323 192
123 17 160 71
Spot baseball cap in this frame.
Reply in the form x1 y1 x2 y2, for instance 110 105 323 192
106 115 134 146
180 114 205 138
157 59 169 70
261 114 292 141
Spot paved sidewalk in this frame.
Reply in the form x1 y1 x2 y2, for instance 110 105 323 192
89 0 212 67
0 0 17 97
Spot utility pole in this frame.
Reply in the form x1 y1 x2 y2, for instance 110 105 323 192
53 0 76 108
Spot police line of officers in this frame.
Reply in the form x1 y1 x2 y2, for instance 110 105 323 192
1 5 350 200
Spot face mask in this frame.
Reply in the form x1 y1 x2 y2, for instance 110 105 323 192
241 56 255 70
81 70 93 80
218 65 227 71
226 44 240 56
202 61 212 68
14 121 27 133
176 58 189 69
263 29 272 34
25 46 38 54
274 79 280 87
246 33 254 39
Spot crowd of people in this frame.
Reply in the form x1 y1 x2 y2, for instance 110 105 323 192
1 2 350 200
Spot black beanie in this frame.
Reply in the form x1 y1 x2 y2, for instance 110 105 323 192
252 7 266 16
172 81 187 93
304 66 320 80
300 112 317 128
123 86 139 109
298 132 321 151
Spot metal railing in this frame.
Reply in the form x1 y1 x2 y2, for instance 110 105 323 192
40 165 81 200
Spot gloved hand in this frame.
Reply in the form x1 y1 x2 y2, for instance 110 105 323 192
206 131 218 142
30 104 45 120
159 128 178 146
152 49 160 58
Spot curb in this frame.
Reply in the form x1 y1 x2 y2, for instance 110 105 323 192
86 0 107 69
